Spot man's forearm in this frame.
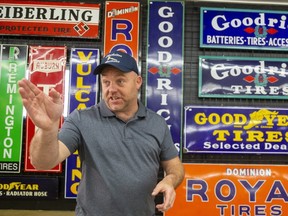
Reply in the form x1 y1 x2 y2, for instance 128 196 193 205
162 157 185 189
163 171 184 189
29 124 60 170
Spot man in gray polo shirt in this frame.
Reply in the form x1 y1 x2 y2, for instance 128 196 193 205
18 51 184 216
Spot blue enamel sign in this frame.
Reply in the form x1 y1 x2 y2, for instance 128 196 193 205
146 1 184 154
199 56 288 99
184 106 288 154
201 7 288 50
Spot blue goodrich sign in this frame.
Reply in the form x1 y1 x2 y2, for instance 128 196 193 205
199 56 288 99
146 1 184 154
201 7 288 50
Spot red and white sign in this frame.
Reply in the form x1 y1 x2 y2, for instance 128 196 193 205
104 1 140 62
0 1 100 38
25 46 66 172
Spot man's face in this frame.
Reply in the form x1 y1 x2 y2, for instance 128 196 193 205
100 66 142 115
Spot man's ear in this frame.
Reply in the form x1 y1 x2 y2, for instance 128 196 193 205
136 75 143 89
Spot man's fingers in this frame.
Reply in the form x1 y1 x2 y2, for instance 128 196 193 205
154 188 176 212
156 199 173 212
18 79 38 100
151 187 161 196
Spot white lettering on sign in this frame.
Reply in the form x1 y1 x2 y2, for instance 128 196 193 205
211 13 288 31
210 60 288 80
3 47 20 159
107 6 138 18
154 6 181 152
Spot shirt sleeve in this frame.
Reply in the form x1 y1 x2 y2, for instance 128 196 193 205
58 110 81 154
160 124 179 161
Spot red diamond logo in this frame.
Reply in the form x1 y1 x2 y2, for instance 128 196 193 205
267 28 278 35
149 67 159 74
244 27 255 34
267 76 278 83
171 67 181 75
244 75 255 83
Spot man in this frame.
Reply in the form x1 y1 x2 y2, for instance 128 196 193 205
18 51 184 216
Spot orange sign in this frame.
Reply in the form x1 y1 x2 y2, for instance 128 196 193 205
166 163 288 216
103 1 140 62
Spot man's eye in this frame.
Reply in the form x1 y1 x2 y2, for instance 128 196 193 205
118 80 125 85
103 81 109 86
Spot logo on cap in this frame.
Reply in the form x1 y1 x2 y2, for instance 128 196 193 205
93 51 139 75
105 55 120 64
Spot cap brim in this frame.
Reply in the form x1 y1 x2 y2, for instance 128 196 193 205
93 64 109 75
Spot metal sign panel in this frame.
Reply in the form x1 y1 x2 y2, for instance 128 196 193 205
65 48 99 199
201 7 288 50
0 44 28 173
184 105 288 154
25 46 66 172
0 176 58 199
0 0 100 38
199 56 288 99
146 0 185 154
166 163 288 216
103 1 140 60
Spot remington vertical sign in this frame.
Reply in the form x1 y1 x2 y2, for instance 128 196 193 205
0 44 28 173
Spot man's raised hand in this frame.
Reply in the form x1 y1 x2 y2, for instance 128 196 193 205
18 78 64 130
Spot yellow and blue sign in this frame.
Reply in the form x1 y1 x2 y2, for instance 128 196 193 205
65 48 99 198
184 106 288 154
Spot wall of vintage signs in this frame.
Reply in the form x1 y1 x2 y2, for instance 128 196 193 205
1 0 288 214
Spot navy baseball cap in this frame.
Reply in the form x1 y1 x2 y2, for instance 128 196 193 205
94 51 139 75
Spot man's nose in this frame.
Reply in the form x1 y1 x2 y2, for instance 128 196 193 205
108 82 117 92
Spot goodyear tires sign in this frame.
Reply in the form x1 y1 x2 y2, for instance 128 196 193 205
0 177 58 199
184 106 288 154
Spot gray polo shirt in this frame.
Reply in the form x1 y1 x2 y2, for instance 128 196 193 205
59 100 178 216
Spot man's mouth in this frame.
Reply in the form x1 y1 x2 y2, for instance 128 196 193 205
111 96 120 100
